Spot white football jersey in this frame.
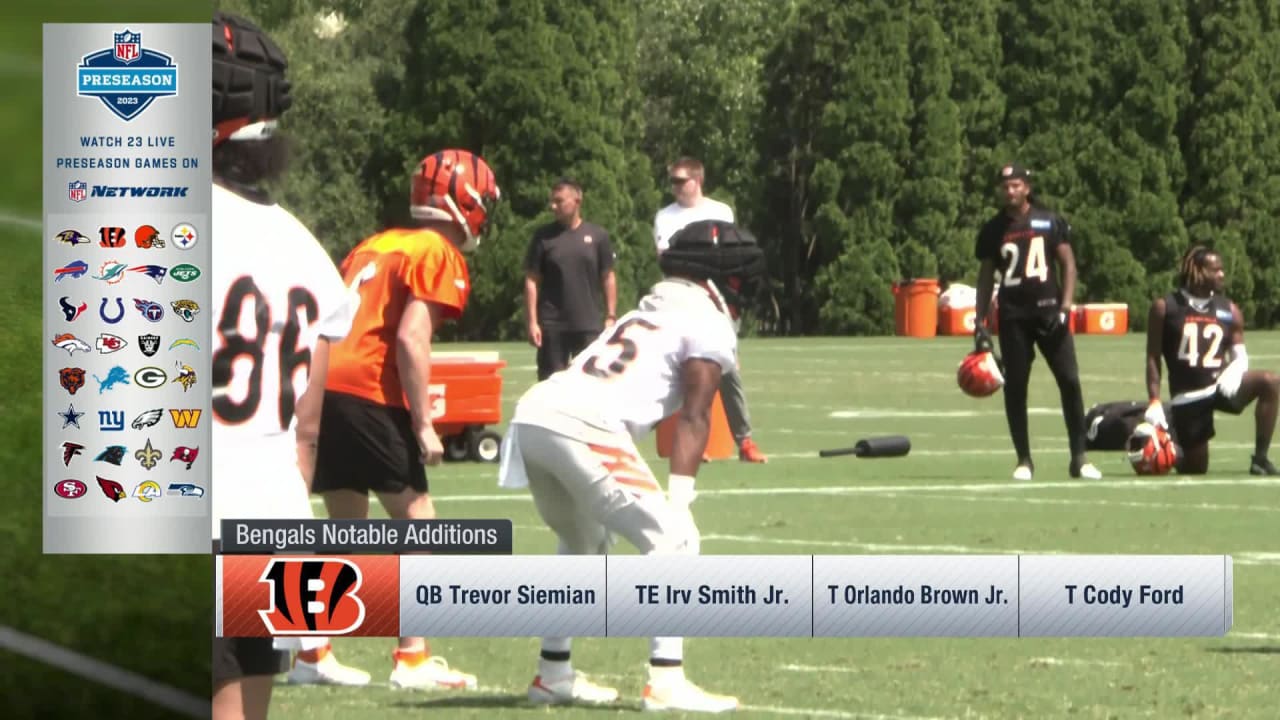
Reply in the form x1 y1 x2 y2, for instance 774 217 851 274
653 198 735 254
513 279 737 440
211 183 353 539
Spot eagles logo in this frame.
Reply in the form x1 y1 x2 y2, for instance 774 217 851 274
258 558 366 635
173 363 197 392
59 367 86 395
132 408 163 429
170 299 200 322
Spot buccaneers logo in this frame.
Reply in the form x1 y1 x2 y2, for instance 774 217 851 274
258 558 365 635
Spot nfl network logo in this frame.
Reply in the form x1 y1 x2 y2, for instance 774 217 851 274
68 181 87 203
76 29 178 122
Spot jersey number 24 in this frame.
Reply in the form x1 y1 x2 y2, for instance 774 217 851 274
1000 236 1049 286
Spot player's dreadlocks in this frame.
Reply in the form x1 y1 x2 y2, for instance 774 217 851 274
1178 245 1217 292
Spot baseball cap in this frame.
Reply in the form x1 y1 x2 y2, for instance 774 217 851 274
998 163 1031 182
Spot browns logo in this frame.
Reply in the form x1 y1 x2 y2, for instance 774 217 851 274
134 224 164 249
59 367 86 395
259 558 366 635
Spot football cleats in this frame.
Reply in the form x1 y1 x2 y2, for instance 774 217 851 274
409 149 501 253
659 220 765 319
1127 422 1180 475
957 350 1004 398
212 12 292 145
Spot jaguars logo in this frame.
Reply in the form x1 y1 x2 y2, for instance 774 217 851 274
170 299 200 322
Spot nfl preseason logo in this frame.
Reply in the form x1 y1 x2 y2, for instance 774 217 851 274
68 181 87 203
113 31 140 64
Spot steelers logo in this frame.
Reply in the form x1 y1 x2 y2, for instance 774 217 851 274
170 222 198 250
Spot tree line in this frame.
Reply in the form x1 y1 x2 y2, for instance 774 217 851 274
214 0 1280 338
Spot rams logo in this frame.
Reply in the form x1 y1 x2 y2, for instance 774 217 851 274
258 558 366 635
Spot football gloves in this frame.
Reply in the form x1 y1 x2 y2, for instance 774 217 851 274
1144 399 1168 429
1218 345 1248 399
974 324 994 353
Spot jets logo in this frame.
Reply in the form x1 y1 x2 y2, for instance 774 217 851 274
257 558 366 635
98 226 126 248
96 476 126 502
170 264 201 282
61 442 85 467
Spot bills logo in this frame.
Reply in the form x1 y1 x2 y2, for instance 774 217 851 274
68 180 87 202
77 29 178 122
54 260 89 282
258 559 366 635
54 479 87 499
97 476 126 502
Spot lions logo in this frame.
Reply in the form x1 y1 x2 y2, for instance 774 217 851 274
59 367 86 395
93 365 131 393
173 363 197 392
170 299 200 322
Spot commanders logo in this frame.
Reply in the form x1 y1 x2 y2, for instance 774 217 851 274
258 558 366 635
54 479 87 499
76 29 178 122
169 408 202 428
61 441 85 467
96 476 126 502
59 367 86 395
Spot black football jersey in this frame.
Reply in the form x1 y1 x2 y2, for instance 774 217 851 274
1161 291 1236 396
975 207 1068 316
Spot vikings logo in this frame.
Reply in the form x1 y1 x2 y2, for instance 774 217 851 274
173 362 197 392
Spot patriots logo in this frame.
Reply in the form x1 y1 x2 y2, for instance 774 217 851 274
173 362 197 392
59 296 87 321
51 333 92 356
95 445 126 466
56 230 91 246
170 446 198 470
170 299 200 322
134 298 164 323
94 261 128 284
129 265 167 284
61 442 85 466
54 260 89 282
93 365 130 393
132 408 163 429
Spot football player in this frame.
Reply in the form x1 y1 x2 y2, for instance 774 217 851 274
1144 246 1280 474
210 12 368 720
312 149 499 690
498 219 760 713
974 163 1101 481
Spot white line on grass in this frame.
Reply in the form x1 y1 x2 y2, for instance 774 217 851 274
779 663 863 673
0 625 207 718
871 491 1280 514
1230 631 1280 641
0 211 41 232
739 704 947 720
1027 656 1125 668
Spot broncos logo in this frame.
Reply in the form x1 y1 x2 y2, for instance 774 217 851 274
93 365 131 393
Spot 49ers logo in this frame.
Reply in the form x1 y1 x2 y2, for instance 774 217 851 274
258 558 365 635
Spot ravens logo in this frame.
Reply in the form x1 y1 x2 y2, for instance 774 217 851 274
56 229 90 246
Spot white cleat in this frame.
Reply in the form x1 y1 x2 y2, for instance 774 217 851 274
1073 462 1103 480
642 678 739 713
389 656 478 691
286 653 371 686
528 672 619 705
1012 464 1033 482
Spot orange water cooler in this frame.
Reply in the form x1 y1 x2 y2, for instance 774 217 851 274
892 278 940 338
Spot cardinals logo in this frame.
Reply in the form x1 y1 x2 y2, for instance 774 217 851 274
51 333 92 356
173 362 197 392
257 558 366 635
59 367 86 395
134 224 163 248
96 476 126 502
171 446 199 470
59 296 87 321
61 442 85 467
56 229 91 246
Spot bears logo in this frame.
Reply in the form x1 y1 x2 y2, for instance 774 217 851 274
59 367 86 395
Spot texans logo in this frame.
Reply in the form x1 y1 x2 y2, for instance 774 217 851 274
59 296 87 321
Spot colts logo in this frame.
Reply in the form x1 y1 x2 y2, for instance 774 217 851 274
99 297 124 324
59 367 86 395
77 29 178 122
258 559 366 635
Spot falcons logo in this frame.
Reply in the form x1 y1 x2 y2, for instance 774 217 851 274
61 442 85 467
170 446 199 470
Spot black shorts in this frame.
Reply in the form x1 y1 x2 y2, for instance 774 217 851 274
536 328 600 381
313 391 428 495
1170 391 1248 447
213 637 287 685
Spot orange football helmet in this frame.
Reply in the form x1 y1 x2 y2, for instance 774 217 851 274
957 350 1004 398
1127 422 1179 475
409 149 500 252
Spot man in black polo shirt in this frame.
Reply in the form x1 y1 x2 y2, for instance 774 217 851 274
974 162 1100 481
524 178 618 380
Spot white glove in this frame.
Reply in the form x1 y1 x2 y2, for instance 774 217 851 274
1217 345 1248 399
667 474 697 509
1144 400 1167 429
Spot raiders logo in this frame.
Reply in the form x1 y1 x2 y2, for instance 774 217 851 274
139 334 161 357
258 558 366 635
59 367 86 395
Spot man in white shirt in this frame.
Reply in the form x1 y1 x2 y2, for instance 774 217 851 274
653 157 768 463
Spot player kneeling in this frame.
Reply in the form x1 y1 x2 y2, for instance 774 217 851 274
498 219 761 713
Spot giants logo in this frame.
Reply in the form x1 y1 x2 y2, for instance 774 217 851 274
259 558 366 635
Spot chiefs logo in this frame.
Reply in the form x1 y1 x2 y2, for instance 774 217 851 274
258 558 366 635
59 367 86 395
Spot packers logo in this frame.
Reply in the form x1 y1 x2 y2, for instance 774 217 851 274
258 558 366 635
134 366 167 389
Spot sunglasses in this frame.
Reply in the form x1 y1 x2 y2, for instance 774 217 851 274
669 176 692 186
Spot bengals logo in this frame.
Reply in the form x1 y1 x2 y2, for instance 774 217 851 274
258 558 366 635
99 226 126 248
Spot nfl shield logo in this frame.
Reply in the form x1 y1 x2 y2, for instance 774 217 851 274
68 181 87 203
139 334 160 357
113 31 141 64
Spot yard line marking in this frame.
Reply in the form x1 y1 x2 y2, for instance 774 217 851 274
739 704 947 720
1229 631 1280 641
1027 656 1125 668
871 491 1280 514
0 211 41 232
831 407 1068 419
0 625 207 718
779 663 863 674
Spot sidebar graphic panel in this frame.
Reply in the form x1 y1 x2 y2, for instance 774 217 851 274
43 24 211 553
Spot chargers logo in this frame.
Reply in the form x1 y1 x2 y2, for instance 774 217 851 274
77 29 178 122
258 558 366 635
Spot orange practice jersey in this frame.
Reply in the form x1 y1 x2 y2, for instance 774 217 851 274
326 228 470 407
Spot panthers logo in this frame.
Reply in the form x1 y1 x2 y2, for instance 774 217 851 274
59 367 86 395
